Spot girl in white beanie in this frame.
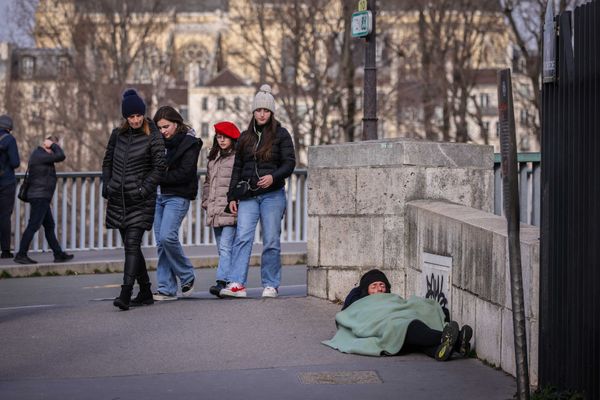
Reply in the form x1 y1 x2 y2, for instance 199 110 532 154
220 84 296 298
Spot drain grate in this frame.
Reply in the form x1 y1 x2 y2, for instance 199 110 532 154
298 371 382 385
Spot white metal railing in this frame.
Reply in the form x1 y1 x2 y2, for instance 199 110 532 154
13 169 308 252
493 153 541 226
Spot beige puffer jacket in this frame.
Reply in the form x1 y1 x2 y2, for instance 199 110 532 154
202 152 236 227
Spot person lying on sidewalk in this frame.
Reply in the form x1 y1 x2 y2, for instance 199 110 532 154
322 269 472 361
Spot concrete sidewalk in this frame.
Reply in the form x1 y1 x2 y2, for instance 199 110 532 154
0 270 517 400
0 242 307 277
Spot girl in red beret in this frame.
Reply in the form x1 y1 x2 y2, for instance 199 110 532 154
202 121 240 297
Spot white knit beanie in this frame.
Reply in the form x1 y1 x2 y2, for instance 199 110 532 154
252 84 276 113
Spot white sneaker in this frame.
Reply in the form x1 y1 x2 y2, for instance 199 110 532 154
152 292 178 301
262 286 278 298
220 282 247 298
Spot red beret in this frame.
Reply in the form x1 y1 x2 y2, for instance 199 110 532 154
214 121 240 140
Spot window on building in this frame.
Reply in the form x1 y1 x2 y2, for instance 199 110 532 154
201 123 209 137
179 106 188 122
21 56 35 78
57 56 69 75
482 121 490 134
495 121 500 137
520 109 530 126
32 86 43 101
479 93 490 109
202 97 208 111
217 97 226 110
234 97 241 111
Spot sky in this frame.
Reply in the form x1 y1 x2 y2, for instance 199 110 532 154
0 0 34 46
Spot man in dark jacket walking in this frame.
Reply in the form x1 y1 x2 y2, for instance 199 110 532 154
0 115 20 258
14 136 73 264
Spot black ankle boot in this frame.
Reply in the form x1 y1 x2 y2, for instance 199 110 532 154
113 285 133 311
131 283 154 306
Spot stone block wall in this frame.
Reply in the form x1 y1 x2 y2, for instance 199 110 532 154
307 139 494 302
406 200 539 385
306 139 539 384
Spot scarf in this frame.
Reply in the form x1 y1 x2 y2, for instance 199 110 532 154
164 132 185 165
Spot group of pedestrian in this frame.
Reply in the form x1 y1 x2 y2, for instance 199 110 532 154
103 84 296 311
0 114 73 265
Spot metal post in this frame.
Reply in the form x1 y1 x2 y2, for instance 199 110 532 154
362 0 377 140
498 69 530 400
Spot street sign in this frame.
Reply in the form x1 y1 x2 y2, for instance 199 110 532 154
351 10 372 38
358 0 367 11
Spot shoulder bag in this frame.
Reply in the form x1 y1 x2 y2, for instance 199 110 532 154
17 168 30 202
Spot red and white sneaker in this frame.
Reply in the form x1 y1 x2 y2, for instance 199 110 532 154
220 282 247 298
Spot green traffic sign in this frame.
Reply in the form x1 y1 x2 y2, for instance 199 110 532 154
351 10 372 38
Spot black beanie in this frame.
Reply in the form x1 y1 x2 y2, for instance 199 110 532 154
359 269 391 297
121 89 146 118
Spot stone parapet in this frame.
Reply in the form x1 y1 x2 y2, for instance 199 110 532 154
406 200 539 385
306 139 537 385
307 139 494 302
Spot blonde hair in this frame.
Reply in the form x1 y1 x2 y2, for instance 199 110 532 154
119 119 150 135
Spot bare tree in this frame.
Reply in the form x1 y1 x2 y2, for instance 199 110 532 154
380 0 504 143
500 0 586 143
8 0 176 170
229 0 359 165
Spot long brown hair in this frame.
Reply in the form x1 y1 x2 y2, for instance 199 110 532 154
238 115 278 161
152 105 191 135
119 119 151 135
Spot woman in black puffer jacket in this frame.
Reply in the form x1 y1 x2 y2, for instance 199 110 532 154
221 84 296 299
102 89 166 311
151 106 202 302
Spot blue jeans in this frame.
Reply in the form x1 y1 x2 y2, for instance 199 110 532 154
154 195 194 296
228 188 286 287
213 225 236 282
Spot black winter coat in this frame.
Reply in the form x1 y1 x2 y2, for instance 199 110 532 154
26 144 65 201
227 124 295 201
102 121 166 230
160 133 202 200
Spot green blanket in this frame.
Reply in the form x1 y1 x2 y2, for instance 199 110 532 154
322 293 446 356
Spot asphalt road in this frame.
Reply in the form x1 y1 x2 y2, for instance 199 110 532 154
0 266 516 400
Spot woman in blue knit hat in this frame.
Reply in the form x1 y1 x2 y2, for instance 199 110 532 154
102 89 166 311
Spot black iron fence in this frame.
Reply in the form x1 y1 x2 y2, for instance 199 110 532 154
540 1 599 398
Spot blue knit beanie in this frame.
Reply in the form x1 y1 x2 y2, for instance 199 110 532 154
121 89 146 118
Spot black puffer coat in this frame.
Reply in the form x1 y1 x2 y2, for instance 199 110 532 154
227 123 295 201
26 143 65 201
160 132 202 200
102 120 166 230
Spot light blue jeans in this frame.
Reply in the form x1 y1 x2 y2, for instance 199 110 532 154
213 225 236 282
227 188 287 288
154 195 194 296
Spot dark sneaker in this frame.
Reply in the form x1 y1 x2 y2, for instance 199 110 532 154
13 254 37 264
54 252 74 263
435 321 460 361
209 280 227 298
1 251 14 259
181 278 195 297
455 324 473 357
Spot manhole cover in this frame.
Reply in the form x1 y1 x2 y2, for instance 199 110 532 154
298 371 382 385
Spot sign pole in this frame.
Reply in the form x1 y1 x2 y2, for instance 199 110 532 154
498 68 531 400
362 0 377 140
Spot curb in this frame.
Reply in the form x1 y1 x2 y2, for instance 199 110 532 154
0 253 307 278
